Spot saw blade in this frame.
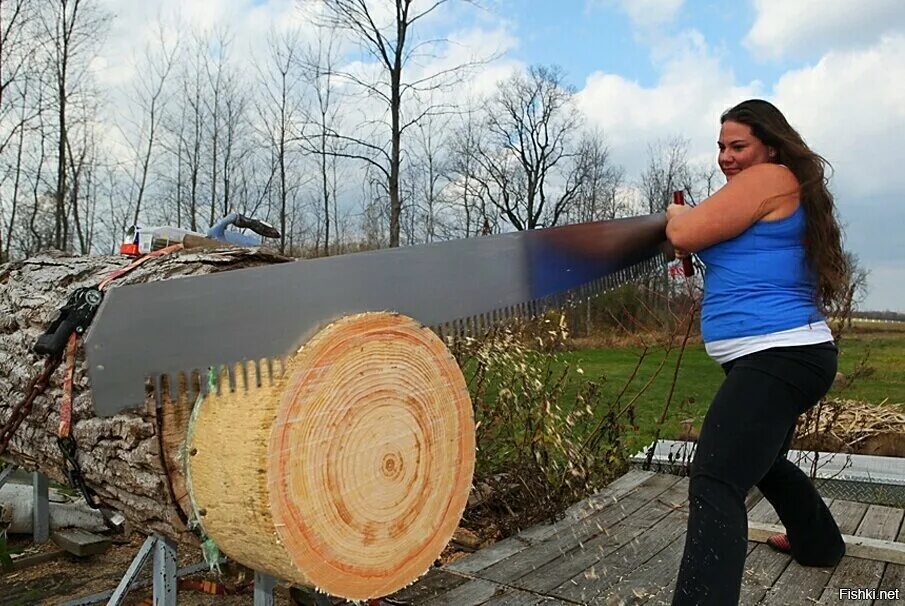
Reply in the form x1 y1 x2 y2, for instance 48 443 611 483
85 214 667 416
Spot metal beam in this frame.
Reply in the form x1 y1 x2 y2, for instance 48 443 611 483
32 472 49 543
253 571 276 606
153 536 177 606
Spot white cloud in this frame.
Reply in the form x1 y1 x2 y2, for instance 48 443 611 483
772 34 905 200
575 29 761 177
589 0 684 30
745 0 905 60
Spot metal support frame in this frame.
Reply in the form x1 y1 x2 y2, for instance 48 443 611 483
0 464 50 543
107 535 177 606
45 519 333 605
153 536 178 606
0 462 16 488
253 571 276 606
32 471 49 543
62 560 220 606
108 535 156 605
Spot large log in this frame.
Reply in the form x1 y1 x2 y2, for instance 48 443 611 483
0 250 476 600
0 248 291 541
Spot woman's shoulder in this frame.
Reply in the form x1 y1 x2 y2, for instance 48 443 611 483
739 163 799 191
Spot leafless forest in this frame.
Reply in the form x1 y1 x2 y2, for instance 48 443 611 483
0 0 724 263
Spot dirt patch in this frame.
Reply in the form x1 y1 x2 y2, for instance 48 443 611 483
0 534 301 605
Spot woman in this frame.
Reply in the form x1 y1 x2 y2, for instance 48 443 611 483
665 99 848 604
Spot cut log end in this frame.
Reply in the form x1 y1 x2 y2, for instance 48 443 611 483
187 312 475 600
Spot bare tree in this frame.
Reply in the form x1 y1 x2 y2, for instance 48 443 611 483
839 251 870 328
404 106 452 243
203 28 231 226
40 0 108 251
445 106 495 238
255 29 302 253
1 67 34 261
123 23 179 225
469 65 585 230
567 129 625 224
691 162 722 201
639 136 694 213
297 26 343 256
176 31 210 232
0 0 39 156
312 0 485 248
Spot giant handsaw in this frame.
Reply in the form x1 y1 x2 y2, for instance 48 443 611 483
85 213 668 417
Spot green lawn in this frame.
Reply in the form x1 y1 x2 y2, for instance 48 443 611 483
560 329 905 454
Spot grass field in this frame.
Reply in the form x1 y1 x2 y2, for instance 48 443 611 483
561 322 905 454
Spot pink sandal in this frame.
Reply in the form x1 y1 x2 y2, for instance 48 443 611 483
766 533 792 554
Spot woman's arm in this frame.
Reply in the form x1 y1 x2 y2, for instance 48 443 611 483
665 164 799 252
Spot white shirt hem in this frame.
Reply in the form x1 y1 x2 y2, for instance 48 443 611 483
704 321 834 365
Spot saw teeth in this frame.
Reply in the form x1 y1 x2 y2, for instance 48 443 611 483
227 364 237 392
253 359 263 388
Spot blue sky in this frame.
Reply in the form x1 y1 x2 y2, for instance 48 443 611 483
505 1 768 89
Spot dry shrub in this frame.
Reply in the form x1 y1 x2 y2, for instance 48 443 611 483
795 397 905 457
448 314 631 539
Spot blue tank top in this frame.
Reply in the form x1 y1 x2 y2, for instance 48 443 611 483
697 205 825 343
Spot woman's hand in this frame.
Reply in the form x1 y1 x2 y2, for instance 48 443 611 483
666 202 690 223
666 203 691 258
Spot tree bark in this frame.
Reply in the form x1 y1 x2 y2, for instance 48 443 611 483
0 247 290 543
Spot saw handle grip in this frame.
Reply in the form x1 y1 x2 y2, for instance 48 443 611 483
33 287 104 359
672 191 694 277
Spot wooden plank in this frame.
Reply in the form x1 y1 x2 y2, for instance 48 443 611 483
559 470 657 525
471 477 688 605
583 520 689 605
748 521 905 566
421 578 504 606
747 493 784 524
476 473 682 584
558 508 689 603
606 488 790 604
745 487 764 512
50 529 111 557
760 499 868 605
519 478 689 601
446 470 655 575
630 486 798 604
420 576 576 606
819 504 904 605
739 499 834 605
9 547 67 571
878 564 904 603
877 505 905 606
738 544 791 606
388 569 470 604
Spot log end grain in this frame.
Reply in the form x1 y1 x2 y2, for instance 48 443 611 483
187 312 475 600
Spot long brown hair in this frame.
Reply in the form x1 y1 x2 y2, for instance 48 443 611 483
721 99 847 308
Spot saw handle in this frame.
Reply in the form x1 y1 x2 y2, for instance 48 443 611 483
33 287 104 359
672 191 694 277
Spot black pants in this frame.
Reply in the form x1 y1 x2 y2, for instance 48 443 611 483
672 342 846 605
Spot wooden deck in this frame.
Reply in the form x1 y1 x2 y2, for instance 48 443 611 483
389 471 905 606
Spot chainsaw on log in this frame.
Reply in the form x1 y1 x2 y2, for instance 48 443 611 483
120 212 281 257
86 213 671 417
